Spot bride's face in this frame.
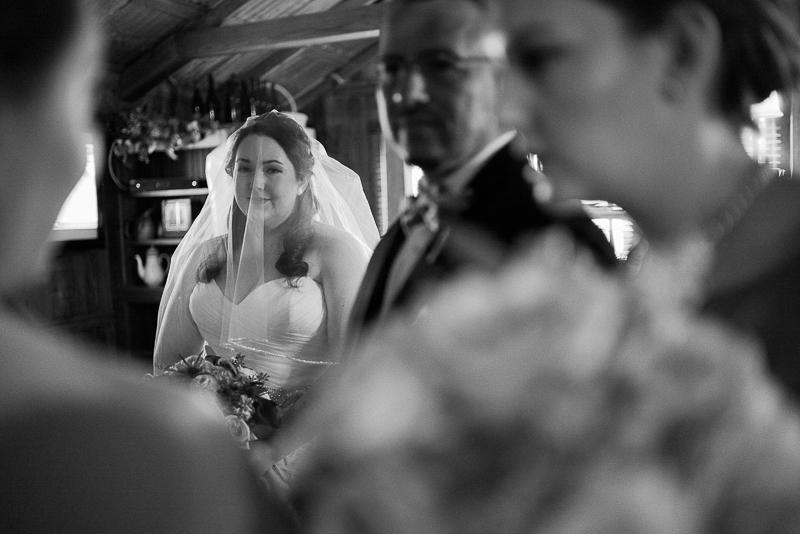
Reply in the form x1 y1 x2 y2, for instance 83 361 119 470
233 134 305 229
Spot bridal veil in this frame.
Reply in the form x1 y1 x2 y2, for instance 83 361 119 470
154 111 379 370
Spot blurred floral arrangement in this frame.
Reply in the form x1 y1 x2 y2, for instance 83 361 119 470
108 108 204 164
297 231 800 534
151 352 282 449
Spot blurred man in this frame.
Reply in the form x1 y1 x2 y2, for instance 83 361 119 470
348 0 616 343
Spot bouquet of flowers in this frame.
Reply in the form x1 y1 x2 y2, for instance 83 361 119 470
153 352 281 449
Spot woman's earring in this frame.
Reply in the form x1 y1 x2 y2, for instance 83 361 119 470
663 76 685 103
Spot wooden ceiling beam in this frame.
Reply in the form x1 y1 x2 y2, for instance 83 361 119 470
236 0 380 84
295 40 379 109
178 4 385 58
239 49 305 83
130 0 206 20
185 0 253 30
119 34 186 102
116 0 251 101
119 2 385 102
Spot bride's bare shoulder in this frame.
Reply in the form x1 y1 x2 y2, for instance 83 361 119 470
311 221 366 251
309 221 370 269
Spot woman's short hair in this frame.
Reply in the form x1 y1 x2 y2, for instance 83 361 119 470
0 0 83 99
601 0 800 125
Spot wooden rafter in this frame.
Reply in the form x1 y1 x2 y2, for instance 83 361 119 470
295 40 379 109
239 49 306 83
180 6 383 58
185 0 253 30
119 2 385 102
236 0 380 86
116 0 252 101
130 0 206 20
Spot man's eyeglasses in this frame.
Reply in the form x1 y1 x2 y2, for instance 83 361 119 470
377 51 495 87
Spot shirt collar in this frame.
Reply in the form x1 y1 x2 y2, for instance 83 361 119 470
438 130 517 195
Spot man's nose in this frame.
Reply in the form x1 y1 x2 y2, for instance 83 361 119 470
395 67 431 107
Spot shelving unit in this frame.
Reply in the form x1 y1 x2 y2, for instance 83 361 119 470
130 187 210 198
129 237 186 246
125 286 165 304
8 242 117 348
105 144 214 362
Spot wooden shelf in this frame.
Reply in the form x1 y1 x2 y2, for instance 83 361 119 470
130 187 209 198
106 147 214 360
125 286 164 303
129 237 184 246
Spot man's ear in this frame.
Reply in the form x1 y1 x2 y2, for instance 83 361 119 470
658 3 722 105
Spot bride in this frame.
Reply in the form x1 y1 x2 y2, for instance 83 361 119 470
153 110 379 497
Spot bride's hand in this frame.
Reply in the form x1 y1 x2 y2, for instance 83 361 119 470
247 439 281 474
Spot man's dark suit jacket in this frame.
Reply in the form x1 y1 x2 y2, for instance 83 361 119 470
348 141 618 348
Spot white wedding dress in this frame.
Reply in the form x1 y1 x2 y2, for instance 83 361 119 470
189 276 334 401
189 275 335 497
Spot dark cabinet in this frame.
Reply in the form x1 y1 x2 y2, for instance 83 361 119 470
321 80 406 234
105 146 212 362
7 242 117 349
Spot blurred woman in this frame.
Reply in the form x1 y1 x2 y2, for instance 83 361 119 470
500 0 800 401
294 3 800 532
0 1 292 531
292 3 800 531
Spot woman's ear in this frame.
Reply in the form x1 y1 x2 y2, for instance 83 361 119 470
297 175 310 196
659 2 722 105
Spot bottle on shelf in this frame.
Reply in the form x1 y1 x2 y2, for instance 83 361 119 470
259 81 271 114
191 82 205 121
270 81 280 112
165 79 179 119
249 77 259 117
206 73 220 126
239 79 250 121
225 74 238 124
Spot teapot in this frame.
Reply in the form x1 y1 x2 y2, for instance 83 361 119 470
135 246 170 287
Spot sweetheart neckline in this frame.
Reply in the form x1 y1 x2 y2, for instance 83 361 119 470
207 276 322 306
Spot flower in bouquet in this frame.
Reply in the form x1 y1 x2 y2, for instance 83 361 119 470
163 353 216 379
190 373 220 396
224 414 252 447
152 352 281 449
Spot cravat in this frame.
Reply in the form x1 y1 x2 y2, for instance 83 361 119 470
379 221 437 321
399 181 439 234
379 179 456 321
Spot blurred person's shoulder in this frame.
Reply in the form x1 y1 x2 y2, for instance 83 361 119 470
712 170 800 293
0 308 212 425
0 308 288 533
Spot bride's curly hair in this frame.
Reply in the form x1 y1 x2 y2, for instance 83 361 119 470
197 111 316 286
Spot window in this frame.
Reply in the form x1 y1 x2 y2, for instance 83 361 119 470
51 140 99 241
741 91 786 174
582 200 639 260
